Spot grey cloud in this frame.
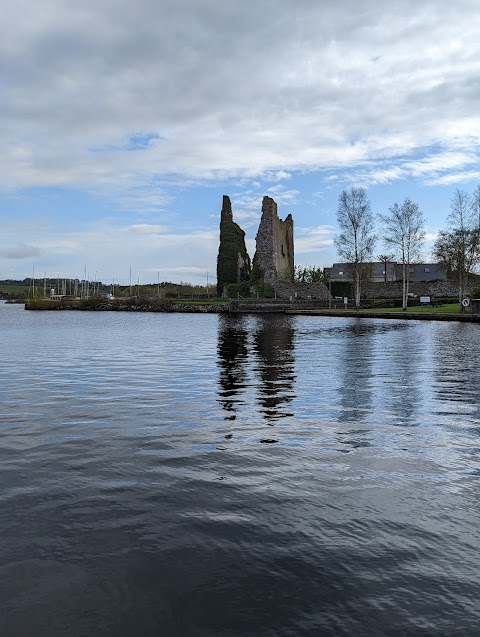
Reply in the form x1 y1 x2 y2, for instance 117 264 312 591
1 0 480 196
1 243 41 259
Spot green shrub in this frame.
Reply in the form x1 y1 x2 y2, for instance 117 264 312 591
254 282 276 298
249 256 263 283
226 281 252 298
330 281 353 298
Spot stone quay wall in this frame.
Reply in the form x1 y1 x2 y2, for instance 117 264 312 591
363 280 473 299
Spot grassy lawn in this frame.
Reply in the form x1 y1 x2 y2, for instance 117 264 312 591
306 303 464 314
359 303 462 313
0 284 30 296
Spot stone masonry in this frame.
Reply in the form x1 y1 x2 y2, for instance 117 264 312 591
254 196 294 284
217 194 331 300
253 196 330 300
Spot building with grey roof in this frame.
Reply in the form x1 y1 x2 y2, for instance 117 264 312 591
328 262 446 283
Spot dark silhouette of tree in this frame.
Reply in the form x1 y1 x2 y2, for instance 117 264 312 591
376 254 395 283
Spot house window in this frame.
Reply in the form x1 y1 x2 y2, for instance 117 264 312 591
424 267 430 272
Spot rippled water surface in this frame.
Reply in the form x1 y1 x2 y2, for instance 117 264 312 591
1 301 479 636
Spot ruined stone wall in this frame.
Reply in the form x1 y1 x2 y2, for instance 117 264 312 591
216 195 251 295
254 196 294 284
273 280 331 300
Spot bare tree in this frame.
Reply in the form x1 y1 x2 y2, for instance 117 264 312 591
381 198 425 311
433 188 480 301
472 185 480 226
377 254 395 283
335 187 376 307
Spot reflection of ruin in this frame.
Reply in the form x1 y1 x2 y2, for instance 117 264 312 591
217 315 249 420
252 315 296 422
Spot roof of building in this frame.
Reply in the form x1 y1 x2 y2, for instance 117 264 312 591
329 262 446 282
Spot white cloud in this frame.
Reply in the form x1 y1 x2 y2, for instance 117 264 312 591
122 224 170 234
425 170 480 186
265 185 300 203
2 0 480 279
0 217 219 284
295 225 336 257
1 0 479 200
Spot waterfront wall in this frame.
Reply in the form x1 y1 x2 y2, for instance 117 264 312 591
363 280 474 299
25 299 229 313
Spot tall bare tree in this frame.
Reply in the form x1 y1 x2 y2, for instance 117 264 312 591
381 198 425 310
433 188 480 301
335 187 376 307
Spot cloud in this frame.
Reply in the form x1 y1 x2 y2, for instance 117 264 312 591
1 0 480 202
1 243 41 259
295 225 335 256
2 1 480 280
328 149 480 188
0 217 219 284
424 170 480 186
264 186 300 207
122 224 170 234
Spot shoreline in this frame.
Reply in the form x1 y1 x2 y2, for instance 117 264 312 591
285 309 480 322
22 299 480 322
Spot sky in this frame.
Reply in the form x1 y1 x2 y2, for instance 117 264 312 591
2 0 480 285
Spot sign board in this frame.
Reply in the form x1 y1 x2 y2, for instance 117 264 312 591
462 297 470 307
420 296 431 305
343 297 348 306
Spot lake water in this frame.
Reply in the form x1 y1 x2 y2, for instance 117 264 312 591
1 300 479 636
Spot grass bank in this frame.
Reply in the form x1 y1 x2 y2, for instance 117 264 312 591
359 303 462 314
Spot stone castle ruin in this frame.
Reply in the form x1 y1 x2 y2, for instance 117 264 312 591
216 195 251 295
254 196 294 285
217 195 330 300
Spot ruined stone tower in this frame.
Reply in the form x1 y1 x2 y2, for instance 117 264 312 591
220 194 233 223
253 196 294 285
216 195 251 295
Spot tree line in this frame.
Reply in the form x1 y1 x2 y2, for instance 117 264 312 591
333 185 480 309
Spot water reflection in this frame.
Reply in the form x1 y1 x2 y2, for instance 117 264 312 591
217 315 249 420
217 315 297 423
433 324 480 408
338 321 375 425
382 326 422 427
432 324 480 445
252 315 296 422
